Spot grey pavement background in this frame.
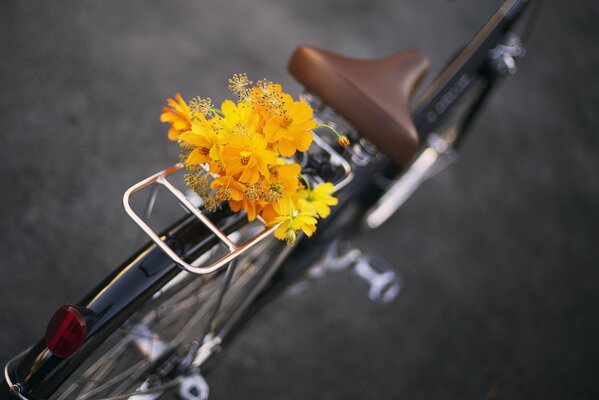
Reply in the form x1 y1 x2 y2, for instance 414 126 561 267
1 0 599 399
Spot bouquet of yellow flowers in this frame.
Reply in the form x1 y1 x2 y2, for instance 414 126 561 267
160 74 347 245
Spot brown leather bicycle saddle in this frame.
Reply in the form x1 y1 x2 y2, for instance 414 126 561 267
288 46 430 165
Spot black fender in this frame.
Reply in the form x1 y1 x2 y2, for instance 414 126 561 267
3 209 245 399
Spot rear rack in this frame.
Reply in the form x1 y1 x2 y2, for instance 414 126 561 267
123 133 353 275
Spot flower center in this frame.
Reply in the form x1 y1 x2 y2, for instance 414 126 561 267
281 115 293 129
265 182 284 202
200 146 210 156
244 185 261 201
215 188 232 202
240 155 250 166
234 123 249 136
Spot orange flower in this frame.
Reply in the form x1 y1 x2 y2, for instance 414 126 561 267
221 134 277 184
229 181 266 221
160 93 192 141
250 81 286 122
229 198 266 222
263 94 316 156
220 100 260 137
261 162 301 203
163 76 340 244
180 114 225 166
210 175 244 202
211 175 266 221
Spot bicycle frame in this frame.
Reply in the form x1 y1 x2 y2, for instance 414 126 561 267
2 1 532 398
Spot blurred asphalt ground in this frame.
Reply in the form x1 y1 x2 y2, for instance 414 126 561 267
1 0 599 399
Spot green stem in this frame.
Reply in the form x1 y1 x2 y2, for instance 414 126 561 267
210 107 224 116
298 174 311 190
316 124 342 138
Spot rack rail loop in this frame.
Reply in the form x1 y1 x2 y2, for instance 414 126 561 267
123 132 353 275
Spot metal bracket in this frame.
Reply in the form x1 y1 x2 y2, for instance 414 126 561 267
301 241 402 305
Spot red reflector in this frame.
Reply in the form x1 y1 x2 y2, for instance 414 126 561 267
45 306 87 357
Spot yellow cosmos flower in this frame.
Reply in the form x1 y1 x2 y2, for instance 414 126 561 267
261 162 301 203
250 81 286 120
229 194 267 222
229 199 262 222
160 93 192 141
260 203 279 225
180 115 225 166
163 76 340 244
212 175 266 221
268 200 317 245
210 175 245 202
263 94 316 156
221 134 277 184
296 182 338 218
220 100 260 137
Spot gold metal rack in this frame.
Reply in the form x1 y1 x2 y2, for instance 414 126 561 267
123 133 353 275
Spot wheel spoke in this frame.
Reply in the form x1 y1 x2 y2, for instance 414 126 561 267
49 232 283 400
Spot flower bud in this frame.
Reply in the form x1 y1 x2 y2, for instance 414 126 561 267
285 228 296 246
338 135 350 148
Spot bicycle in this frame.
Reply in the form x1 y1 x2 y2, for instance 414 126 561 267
2 1 539 398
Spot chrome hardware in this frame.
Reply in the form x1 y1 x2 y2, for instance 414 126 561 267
297 241 402 305
178 373 209 400
192 334 222 367
123 133 353 276
365 133 456 229
128 381 162 400
489 32 526 76
9 383 25 398
130 324 168 362
351 254 402 304
350 137 380 166
306 240 362 279
4 355 29 400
